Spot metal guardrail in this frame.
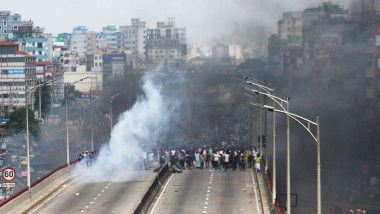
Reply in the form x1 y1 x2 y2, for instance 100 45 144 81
133 163 171 214
260 160 281 214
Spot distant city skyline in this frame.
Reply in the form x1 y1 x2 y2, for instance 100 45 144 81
4 0 350 45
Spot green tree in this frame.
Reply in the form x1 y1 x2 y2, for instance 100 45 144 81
34 83 52 118
6 107 40 138
60 85 83 106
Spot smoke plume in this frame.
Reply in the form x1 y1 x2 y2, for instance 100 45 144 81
74 65 186 182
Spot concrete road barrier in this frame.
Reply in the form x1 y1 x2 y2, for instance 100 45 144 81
0 163 75 214
133 163 171 214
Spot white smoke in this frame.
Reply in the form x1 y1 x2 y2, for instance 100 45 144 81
74 65 185 182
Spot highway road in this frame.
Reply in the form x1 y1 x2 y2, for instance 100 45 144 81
149 167 263 214
28 169 157 214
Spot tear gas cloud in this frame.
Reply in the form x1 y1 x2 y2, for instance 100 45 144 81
74 65 186 182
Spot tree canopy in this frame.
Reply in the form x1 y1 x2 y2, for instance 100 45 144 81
6 107 40 138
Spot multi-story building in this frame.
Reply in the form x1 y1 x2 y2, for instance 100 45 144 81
120 18 147 59
101 26 123 51
96 32 107 50
102 53 126 84
85 31 97 55
0 42 36 112
36 61 57 100
85 54 103 71
69 26 87 61
58 33 71 49
0 11 33 40
16 37 48 61
212 43 228 58
146 18 186 65
187 45 200 59
228 43 243 61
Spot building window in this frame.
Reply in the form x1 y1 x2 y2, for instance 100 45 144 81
0 26 2 30
13 25 18 30
3 21 6 26
1 70 8 75
3 30 6 34
1 58 7 63
37 43 42 48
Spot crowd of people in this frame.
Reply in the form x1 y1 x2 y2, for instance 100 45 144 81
159 146 262 172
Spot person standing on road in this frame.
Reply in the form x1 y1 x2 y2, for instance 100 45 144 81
255 154 262 172
194 151 200 168
223 152 230 171
206 151 211 168
213 151 220 170
200 152 205 170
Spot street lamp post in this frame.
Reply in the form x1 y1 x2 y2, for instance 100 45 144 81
110 91 127 131
25 81 51 190
65 77 90 166
241 77 278 205
252 102 321 214
244 85 289 211
90 88 93 152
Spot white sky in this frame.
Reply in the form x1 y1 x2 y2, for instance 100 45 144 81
3 0 351 45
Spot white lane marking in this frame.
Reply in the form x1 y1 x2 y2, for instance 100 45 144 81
203 211 207 213
85 206 89 208
29 176 82 214
207 190 210 193
81 211 84 213
205 202 208 204
98 194 101 196
209 182 212 184
250 169 261 214
206 198 209 200
105 186 108 189
94 198 97 200
204 206 207 209
101 190 105 192
149 173 175 214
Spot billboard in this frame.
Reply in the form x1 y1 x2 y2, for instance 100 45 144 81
8 69 24 75
52 37 64 46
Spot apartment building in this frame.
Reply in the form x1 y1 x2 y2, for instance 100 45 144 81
0 42 36 112
69 26 87 61
146 18 186 65
120 18 147 59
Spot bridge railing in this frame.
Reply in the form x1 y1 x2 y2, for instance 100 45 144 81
0 161 76 213
261 160 282 214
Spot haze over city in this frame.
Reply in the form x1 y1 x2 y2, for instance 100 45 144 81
3 0 350 45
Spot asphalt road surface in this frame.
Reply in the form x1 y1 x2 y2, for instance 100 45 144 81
150 167 262 214
29 169 157 214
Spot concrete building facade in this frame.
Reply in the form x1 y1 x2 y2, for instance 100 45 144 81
0 42 36 112
120 18 147 59
146 18 186 65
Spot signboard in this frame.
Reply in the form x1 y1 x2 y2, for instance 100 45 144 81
8 69 25 75
0 183 15 188
52 37 64 46
2 168 16 182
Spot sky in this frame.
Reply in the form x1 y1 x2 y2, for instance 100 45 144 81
3 0 351 45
